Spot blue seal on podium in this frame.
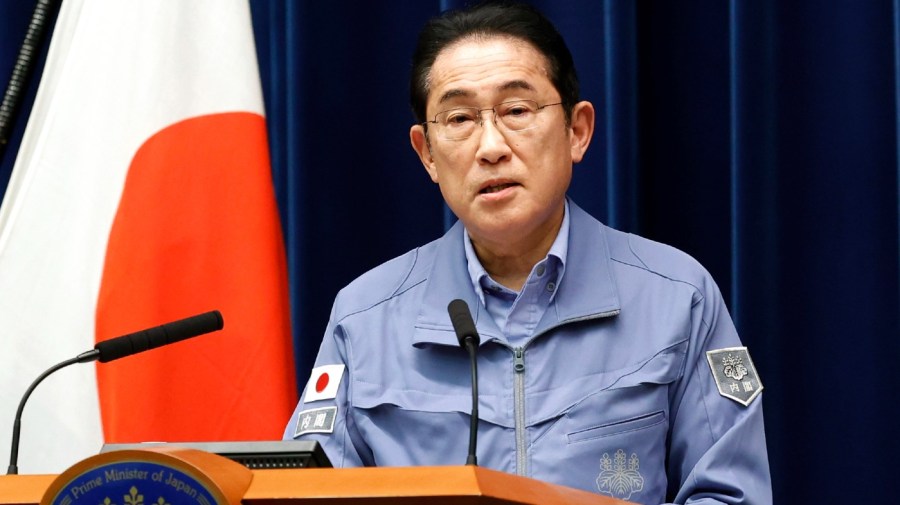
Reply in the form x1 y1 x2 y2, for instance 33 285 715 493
40 449 252 505
48 461 215 505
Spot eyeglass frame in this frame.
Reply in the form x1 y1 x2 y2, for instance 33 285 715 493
421 99 563 141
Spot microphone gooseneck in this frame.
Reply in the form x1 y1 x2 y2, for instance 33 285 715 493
447 299 480 466
7 355 83 475
6 310 224 474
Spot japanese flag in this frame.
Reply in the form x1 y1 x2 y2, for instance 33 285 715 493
0 0 295 473
304 364 346 402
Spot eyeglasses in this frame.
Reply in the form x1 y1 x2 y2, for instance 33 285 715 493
423 100 563 141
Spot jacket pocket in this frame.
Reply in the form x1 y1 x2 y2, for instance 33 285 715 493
529 342 685 503
567 410 666 444
348 381 511 467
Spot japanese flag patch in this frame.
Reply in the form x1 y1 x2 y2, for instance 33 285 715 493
706 347 763 406
304 364 345 402
294 406 338 437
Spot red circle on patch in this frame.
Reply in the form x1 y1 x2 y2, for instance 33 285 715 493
315 373 330 392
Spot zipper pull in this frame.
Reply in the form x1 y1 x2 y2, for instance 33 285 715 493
514 347 525 373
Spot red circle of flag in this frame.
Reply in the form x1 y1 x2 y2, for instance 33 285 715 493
316 373 330 393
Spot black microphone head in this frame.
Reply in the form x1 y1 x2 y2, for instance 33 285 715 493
165 310 224 340
95 310 224 363
447 299 480 348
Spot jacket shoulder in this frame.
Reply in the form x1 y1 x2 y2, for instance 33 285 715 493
331 238 439 321
604 225 717 295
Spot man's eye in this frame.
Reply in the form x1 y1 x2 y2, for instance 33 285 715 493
445 112 476 125
504 105 532 117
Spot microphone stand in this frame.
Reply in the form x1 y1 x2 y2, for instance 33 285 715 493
463 337 479 466
7 350 97 474
6 310 220 474
448 299 480 466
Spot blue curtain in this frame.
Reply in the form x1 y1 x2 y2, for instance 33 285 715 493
2 0 899 501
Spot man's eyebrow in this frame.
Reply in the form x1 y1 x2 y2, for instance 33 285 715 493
498 80 535 93
437 89 472 105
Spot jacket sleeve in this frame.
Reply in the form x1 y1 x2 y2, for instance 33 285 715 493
282 302 372 468
664 277 772 504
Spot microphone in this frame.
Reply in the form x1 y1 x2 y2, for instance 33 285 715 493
447 299 480 466
6 310 224 475
91 309 224 363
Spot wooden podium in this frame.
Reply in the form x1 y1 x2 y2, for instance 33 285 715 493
0 449 637 505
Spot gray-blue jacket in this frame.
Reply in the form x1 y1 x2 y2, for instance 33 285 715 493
284 201 772 505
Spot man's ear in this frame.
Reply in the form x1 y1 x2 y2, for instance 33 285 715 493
568 101 595 163
410 124 439 183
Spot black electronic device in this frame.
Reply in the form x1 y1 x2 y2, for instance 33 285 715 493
99 440 331 470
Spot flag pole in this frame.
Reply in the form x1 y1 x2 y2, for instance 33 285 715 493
0 0 58 161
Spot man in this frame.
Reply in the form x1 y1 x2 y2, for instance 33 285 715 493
284 3 772 504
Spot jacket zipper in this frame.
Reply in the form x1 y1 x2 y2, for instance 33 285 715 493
513 346 527 476
510 308 620 477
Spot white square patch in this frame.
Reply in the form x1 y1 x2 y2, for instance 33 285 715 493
294 406 338 437
304 364 345 402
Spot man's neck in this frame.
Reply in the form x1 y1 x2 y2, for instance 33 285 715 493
469 209 564 292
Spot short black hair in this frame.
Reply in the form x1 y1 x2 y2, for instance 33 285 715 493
410 1 579 125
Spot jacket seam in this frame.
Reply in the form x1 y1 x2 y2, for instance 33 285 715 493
334 249 428 324
611 256 706 297
687 317 717 443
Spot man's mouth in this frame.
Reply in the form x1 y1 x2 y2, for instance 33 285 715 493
479 182 518 194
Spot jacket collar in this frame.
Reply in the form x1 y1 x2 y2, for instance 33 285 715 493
412 200 621 347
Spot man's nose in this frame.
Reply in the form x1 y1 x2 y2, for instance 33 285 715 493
475 112 512 164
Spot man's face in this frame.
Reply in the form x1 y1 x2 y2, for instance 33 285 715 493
410 37 593 253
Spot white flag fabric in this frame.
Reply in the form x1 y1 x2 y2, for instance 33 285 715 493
0 0 295 474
